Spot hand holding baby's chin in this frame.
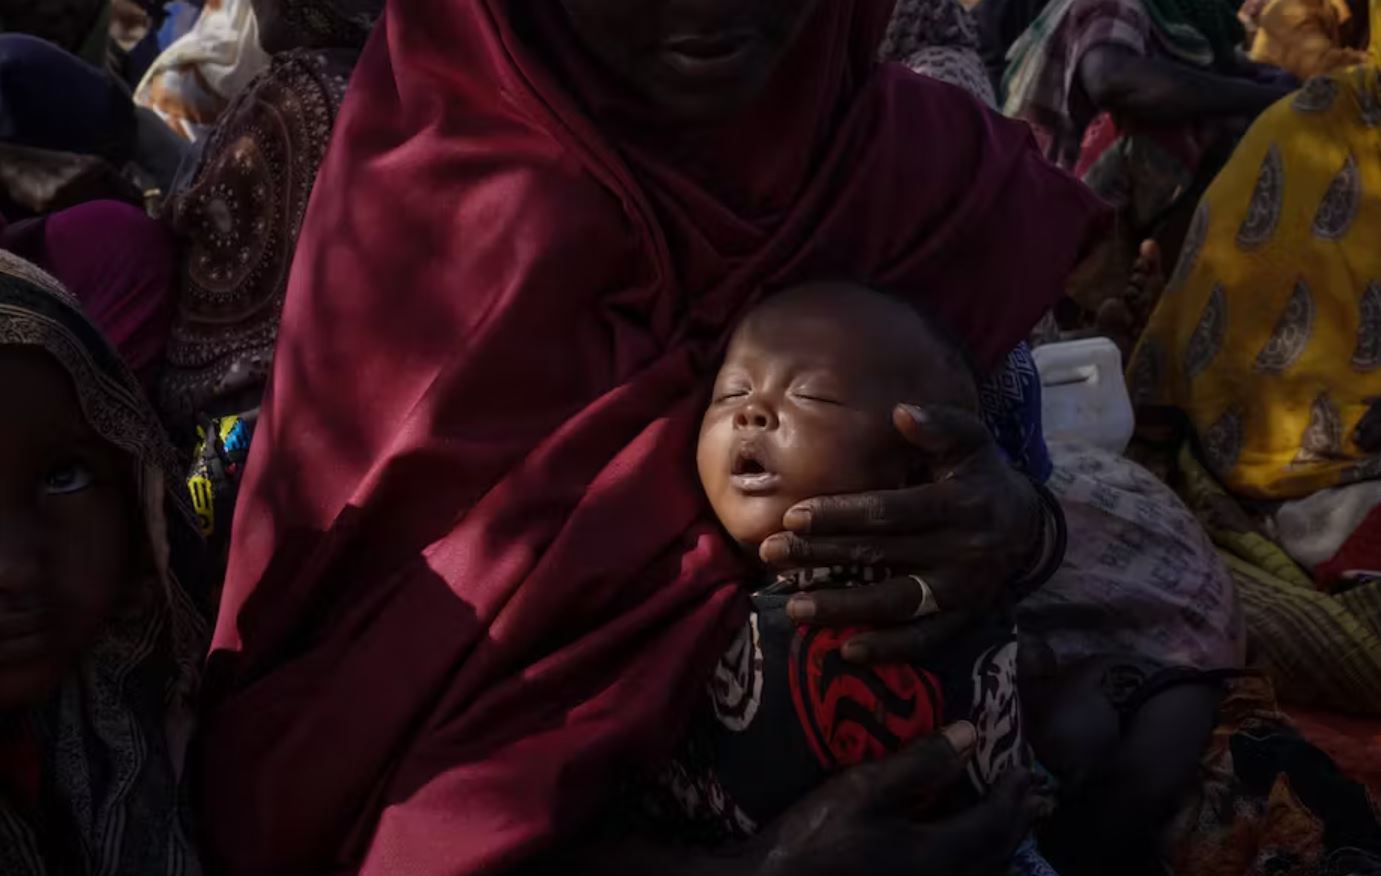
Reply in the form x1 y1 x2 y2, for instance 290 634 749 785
758 404 1042 665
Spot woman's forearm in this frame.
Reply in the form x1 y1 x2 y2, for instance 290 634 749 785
1080 45 1291 123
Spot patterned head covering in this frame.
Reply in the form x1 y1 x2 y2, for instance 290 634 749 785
880 0 999 106
0 251 207 876
270 0 384 48
881 0 986 56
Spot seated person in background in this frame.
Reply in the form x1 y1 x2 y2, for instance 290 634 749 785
1019 640 1227 876
0 251 207 874
1004 0 1293 279
0 34 150 217
1250 0 1370 79
0 0 110 66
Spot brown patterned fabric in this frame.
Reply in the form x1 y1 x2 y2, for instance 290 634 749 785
161 47 354 426
1167 676 1381 875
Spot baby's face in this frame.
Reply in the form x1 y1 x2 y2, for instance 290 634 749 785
697 298 923 551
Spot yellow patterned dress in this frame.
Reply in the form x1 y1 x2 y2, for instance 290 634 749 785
1132 7 1381 717
1133 14 1381 501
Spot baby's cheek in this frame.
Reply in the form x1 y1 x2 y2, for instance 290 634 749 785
726 495 797 547
802 425 909 495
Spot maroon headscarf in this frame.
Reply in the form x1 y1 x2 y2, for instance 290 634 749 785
200 1 1108 872
1 201 174 388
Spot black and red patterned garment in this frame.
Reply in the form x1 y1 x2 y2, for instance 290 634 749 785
644 566 1025 845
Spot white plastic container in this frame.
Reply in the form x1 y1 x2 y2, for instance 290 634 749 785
1032 337 1134 455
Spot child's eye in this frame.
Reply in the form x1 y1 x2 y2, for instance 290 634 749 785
794 391 842 405
714 388 749 403
44 462 96 496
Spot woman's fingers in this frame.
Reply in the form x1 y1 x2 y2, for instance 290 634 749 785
834 612 976 665
919 769 1039 875
781 481 978 536
760 531 987 570
892 404 995 472
786 574 958 626
850 722 978 813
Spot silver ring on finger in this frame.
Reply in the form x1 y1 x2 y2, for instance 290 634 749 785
909 574 941 618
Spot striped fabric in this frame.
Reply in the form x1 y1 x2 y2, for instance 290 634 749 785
1177 446 1381 714
1002 0 1152 165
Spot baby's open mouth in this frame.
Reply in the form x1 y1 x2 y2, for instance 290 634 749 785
730 445 781 494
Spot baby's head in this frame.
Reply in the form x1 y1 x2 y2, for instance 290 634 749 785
697 281 979 551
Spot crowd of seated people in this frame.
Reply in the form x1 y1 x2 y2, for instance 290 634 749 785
1 0 1380 873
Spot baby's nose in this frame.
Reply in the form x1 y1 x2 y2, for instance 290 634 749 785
734 401 777 429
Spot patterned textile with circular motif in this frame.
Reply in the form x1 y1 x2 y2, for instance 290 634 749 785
161 48 355 427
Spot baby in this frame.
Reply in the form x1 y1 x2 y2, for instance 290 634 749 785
644 282 1027 844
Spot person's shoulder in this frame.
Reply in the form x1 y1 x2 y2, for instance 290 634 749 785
869 65 1036 160
875 62 993 108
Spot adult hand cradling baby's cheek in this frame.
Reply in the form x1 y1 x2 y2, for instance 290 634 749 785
763 404 1043 664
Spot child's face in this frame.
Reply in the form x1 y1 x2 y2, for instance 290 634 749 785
0 349 135 711
697 290 959 551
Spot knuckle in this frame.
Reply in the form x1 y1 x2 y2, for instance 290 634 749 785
862 495 891 526
847 541 886 565
843 764 878 799
954 492 987 518
785 535 812 562
867 632 910 663
970 531 1001 552
807 590 841 616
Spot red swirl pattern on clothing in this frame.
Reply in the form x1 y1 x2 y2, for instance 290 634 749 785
789 626 943 769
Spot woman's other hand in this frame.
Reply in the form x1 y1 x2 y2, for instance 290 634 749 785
560 723 1037 876
749 722 1037 876
759 404 1044 665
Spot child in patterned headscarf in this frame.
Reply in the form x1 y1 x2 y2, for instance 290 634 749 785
0 251 207 876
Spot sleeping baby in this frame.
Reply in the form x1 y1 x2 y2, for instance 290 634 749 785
643 281 1027 844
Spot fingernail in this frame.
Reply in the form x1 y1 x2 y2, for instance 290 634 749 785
786 596 816 622
942 721 978 754
841 640 870 663
758 536 785 564
783 506 812 532
900 403 927 424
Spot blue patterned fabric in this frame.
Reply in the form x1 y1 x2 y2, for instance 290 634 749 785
1012 838 1063 875
981 342 1052 482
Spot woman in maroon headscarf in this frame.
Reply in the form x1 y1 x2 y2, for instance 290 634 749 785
197 0 1108 872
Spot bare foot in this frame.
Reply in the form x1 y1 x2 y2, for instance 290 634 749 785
1095 240 1164 361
